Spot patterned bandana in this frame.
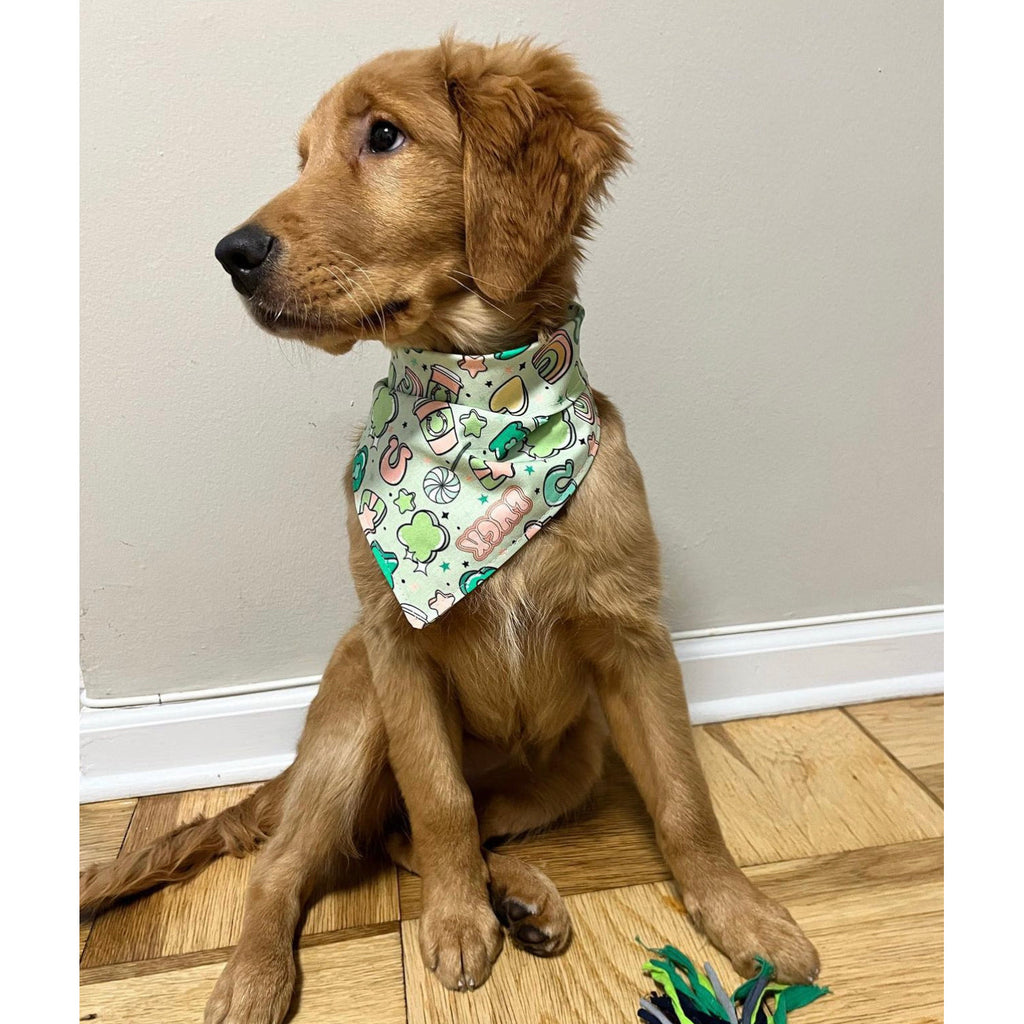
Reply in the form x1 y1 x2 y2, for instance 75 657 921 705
350 302 600 629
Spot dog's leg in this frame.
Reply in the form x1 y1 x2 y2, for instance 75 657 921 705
585 620 821 985
205 627 389 1024
367 640 503 992
389 708 604 964
390 834 572 960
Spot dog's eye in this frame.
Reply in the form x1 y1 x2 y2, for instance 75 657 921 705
367 120 406 154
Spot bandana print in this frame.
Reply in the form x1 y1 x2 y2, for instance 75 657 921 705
351 302 601 628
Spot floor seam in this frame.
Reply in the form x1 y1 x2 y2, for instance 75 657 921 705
80 799 141 967
394 864 411 1024
79 921 403 985
840 705 945 809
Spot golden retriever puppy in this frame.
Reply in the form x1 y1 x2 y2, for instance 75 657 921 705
81 36 819 1024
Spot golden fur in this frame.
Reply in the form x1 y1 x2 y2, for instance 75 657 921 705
81 37 819 1024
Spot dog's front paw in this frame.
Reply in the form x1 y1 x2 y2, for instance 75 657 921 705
488 852 572 958
204 946 296 1024
684 872 819 985
419 894 504 991
495 893 572 958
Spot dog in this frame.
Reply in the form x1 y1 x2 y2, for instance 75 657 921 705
81 36 819 1024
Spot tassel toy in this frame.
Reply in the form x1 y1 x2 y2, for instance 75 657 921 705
636 941 829 1024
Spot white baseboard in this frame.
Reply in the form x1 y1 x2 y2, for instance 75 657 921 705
79 606 943 803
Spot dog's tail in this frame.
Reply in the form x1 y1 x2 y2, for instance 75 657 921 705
79 768 291 914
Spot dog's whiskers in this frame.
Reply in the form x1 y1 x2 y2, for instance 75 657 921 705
337 254 397 346
325 265 372 334
329 261 400 344
443 274 515 320
446 267 513 296
330 264 378 336
346 259 393 347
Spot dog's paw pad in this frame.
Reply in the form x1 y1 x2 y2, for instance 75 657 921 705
499 897 571 958
501 898 535 923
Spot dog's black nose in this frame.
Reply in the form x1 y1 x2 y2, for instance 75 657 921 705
214 224 276 295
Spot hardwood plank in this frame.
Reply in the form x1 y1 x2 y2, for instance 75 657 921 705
846 696 943 770
694 709 943 866
80 798 136 957
399 709 944 917
81 798 138 869
82 783 400 968
80 929 407 1024
403 839 943 1024
847 696 944 801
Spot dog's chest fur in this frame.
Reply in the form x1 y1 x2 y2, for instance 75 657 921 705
347 391 659 749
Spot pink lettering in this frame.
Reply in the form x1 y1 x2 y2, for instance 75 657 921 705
455 487 535 561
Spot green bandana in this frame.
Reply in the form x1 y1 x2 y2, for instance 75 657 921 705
351 303 600 628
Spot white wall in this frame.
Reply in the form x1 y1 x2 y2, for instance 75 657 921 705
81 1 942 701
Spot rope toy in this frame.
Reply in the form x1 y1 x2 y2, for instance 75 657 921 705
636 941 829 1024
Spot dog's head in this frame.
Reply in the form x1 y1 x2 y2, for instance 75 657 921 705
214 37 628 354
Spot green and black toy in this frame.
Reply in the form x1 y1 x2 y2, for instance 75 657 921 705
636 941 829 1024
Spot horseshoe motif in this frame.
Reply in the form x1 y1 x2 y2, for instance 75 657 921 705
414 398 458 455
543 459 578 506
379 435 413 485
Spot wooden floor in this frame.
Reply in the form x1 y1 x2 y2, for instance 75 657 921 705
80 696 943 1024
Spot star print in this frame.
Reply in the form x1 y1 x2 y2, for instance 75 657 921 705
484 380 493 387
357 507 379 534
462 561 469 568
483 459 515 479
441 511 449 520
534 488 540 494
524 465 535 475
428 590 456 615
460 410 487 437
458 355 487 378
518 362 526 370
394 490 416 514
478 495 489 504
440 562 450 572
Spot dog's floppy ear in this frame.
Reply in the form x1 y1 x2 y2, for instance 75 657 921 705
444 39 629 303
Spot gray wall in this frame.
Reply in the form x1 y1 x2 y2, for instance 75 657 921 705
81 1 943 700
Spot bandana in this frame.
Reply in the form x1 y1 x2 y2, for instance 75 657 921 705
350 302 600 628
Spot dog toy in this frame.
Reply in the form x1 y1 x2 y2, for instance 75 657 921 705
636 941 829 1024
